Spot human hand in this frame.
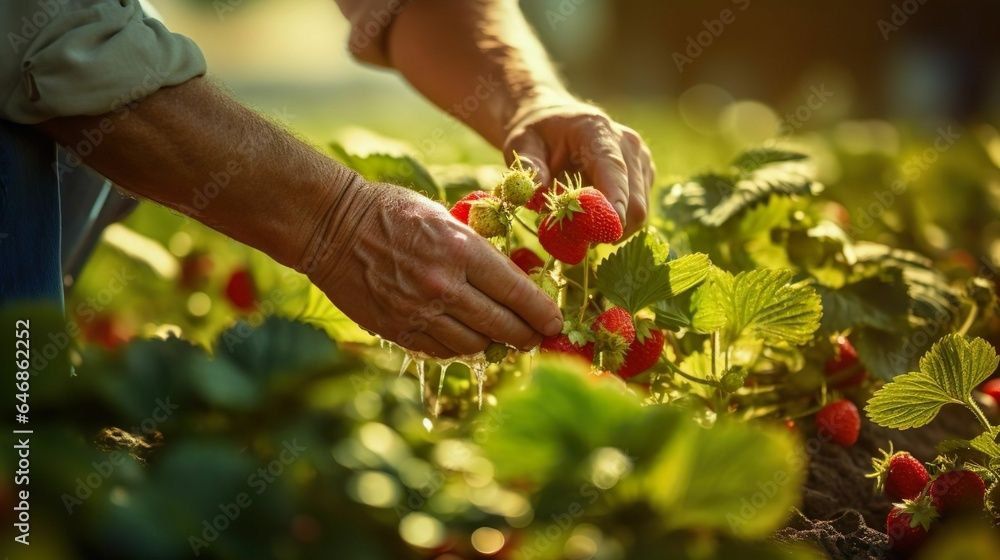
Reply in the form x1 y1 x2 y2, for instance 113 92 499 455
303 180 563 359
503 102 655 238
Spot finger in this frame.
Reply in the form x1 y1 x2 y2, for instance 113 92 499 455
396 331 455 359
577 121 630 227
466 250 563 336
449 283 545 350
620 139 649 237
505 130 551 187
429 314 491 356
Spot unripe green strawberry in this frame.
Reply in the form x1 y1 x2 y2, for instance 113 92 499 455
531 270 561 301
468 199 508 238
496 168 537 207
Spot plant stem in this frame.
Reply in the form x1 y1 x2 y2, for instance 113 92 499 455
664 360 718 387
966 397 993 431
710 332 719 380
513 213 538 236
957 303 979 337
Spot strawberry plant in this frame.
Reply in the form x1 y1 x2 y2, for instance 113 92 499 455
14 127 996 560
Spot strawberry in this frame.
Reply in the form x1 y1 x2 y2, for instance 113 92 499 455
537 181 623 265
538 221 589 264
824 336 867 389
592 307 636 343
886 496 937 555
467 198 509 238
225 268 257 311
81 314 133 350
540 334 594 363
929 469 986 515
495 165 537 207
591 307 636 372
815 399 861 447
510 248 545 274
449 190 491 224
980 378 1000 405
868 446 930 502
616 327 665 379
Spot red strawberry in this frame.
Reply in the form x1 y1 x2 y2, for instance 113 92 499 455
616 328 665 379
592 307 636 344
449 191 492 224
816 399 861 447
537 183 623 265
929 469 986 514
81 314 133 350
824 336 868 388
980 378 1000 404
225 268 257 311
567 187 624 243
538 220 589 264
510 248 545 274
540 334 594 363
886 497 937 555
179 251 214 290
868 446 930 502
591 307 636 372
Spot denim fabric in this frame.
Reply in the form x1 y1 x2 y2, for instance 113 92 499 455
0 121 63 305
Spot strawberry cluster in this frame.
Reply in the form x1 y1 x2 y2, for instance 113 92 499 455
868 445 988 555
539 307 665 379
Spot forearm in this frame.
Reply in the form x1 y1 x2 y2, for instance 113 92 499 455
387 0 571 147
35 78 360 273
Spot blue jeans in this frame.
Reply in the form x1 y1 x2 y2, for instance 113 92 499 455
0 121 138 307
0 121 63 306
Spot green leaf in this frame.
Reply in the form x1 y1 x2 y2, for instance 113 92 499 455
731 148 808 173
646 416 805 538
595 232 711 314
917 334 998 400
329 141 442 200
483 362 804 539
817 269 910 334
865 372 957 429
690 269 822 346
866 335 999 429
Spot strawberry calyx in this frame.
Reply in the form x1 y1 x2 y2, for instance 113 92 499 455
541 176 587 229
895 496 939 531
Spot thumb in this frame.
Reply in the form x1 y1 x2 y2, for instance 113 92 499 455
505 130 551 188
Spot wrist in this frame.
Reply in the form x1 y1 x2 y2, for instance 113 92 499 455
292 166 373 283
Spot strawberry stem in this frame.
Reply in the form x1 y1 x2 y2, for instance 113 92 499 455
513 213 538 236
965 397 993 431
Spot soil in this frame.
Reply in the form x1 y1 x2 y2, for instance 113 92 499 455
778 406 985 559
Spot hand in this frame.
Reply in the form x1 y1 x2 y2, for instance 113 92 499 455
305 181 563 359
503 102 655 237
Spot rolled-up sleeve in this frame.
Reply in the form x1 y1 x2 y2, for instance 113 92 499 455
334 0 411 67
1 0 206 124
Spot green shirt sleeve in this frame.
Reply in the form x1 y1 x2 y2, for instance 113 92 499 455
1 0 206 124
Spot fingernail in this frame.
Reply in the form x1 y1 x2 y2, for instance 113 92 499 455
614 202 627 223
543 317 563 336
